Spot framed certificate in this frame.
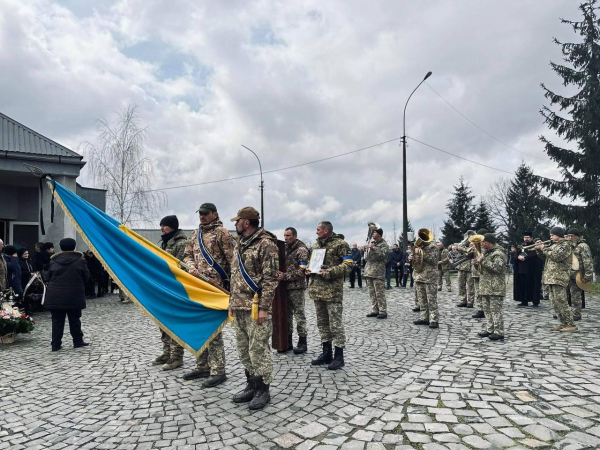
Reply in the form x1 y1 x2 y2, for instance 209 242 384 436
308 249 326 273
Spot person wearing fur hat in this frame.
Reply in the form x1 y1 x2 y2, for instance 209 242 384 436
535 227 577 332
43 238 90 351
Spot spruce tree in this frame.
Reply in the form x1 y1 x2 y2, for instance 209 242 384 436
536 1 600 272
507 163 550 245
441 177 476 246
473 200 496 234
398 221 414 247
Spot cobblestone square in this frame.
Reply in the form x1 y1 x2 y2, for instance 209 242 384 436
2 280 599 449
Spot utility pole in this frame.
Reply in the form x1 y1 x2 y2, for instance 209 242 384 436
393 221 397 245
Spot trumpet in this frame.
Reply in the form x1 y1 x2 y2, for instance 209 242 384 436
520 240 551 251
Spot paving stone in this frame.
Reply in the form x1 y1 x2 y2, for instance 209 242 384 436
563 432 600 447
273 433 304 448
462 435 492 449
352 430 375 442
295 423 328 439
518 438 551 448
485 433 515 447
405 432 431 444
523 424 559 442
424 423 449 433
433 433 460 443
340 441 365 450
453 424 473 435
499 427 526 438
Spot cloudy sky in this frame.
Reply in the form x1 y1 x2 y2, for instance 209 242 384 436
0 0 579 245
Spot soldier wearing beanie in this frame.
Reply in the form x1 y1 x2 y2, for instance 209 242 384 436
455 230 476 308
364 227 389 319
476 233 507 341
152 215 188 371
566 228 594 321
413 233 440 329
470 229 488 319
536 227 577 332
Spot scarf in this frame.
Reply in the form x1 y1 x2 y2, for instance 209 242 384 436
160 229 179 250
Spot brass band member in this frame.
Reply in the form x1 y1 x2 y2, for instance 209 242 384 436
436 241 451 292
470 228 488 319
456 230 475 308
566 228 593 322
535 227 577 332
364 227 389 319
413 235 439 329
476 234 507 341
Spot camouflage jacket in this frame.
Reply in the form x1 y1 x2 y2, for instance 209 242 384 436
413 242 438 284
478 245 507 296
471 246 481 278
571 239 594 282
439 248 450 271
364 239 389 280
284 239 309 291
230 228 279 312
308 233 351 302
0 255 6 291
160 230 188 261
183 218 234 287
536 238 572 288
456 245 471 272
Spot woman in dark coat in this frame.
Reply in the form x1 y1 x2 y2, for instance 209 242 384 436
18 248 34 291
43 238 90 352
3 245 23 298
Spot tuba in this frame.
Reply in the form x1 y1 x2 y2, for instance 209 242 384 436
413 228 434 271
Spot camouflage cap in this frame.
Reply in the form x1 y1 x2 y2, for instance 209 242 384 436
231 206 260 222
197 203 217 213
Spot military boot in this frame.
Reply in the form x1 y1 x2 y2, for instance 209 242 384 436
249 377 270 410
327 347 345 370
152 353 169 365
161 359 183 370
311 342 333 366
472 310 485 318
183 369 210 380
293 336 307 354
233 370 255 403
278 334 294 353
202 374 227 388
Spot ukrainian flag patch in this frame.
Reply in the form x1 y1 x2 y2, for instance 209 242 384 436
299 261 307 269
342 255 353 264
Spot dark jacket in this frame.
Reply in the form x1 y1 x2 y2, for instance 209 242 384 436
4 254 23 295
32 251 45 272
388 249 405 267
18 258 34 291
351 248 362 266
43 252 90 310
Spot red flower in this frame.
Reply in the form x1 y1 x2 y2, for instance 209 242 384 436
21 314 26 319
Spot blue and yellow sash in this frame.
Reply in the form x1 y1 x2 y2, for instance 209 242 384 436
236 251 261 320
198 227 228 282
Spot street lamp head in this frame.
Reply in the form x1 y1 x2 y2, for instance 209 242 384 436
424 71 433 81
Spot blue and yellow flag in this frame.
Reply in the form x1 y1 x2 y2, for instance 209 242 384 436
49 179 229 357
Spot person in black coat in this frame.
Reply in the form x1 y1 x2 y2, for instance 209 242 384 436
32 242 45 272
41 242 55 271
387 244 406 288
3 245 23 297
18 248 34 291
43 238 90 352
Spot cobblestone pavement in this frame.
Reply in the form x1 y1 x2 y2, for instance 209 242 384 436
2 276 600 450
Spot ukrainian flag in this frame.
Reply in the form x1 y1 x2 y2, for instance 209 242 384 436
48 179 229 357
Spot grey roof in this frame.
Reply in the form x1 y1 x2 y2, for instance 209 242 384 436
0 112 82 159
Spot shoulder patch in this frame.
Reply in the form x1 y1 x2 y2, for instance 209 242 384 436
557 246 564 254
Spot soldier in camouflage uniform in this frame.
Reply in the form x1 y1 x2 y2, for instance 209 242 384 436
566 228 594 321
152 216 188 370
364 228 390 319
229 207 279 410
436 242 451 292
476 234 507 341
308 221 352 370
536 227 577 332
182 203 234 388
456 231 476 308
413 239 439 328
470 229 488 319
279 227 309 354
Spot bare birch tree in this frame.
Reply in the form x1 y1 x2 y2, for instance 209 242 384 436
83 103 165 227
484 178 511 241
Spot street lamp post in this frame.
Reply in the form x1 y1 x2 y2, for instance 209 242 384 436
402 71 432 251
241 145 265 228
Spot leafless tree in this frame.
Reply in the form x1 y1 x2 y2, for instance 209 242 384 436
83 103 165 227
484 178 511 240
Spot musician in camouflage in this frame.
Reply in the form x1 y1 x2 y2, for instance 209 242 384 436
536 226 577 332
436 242 451 292
456 231 475 307
152 216 188 371
476 234 507 340
279 227 309 354
182 203 234 388
413 240 440 328
308 221 352 370
566 228 594 321
229 207 279 410
364 228 389 319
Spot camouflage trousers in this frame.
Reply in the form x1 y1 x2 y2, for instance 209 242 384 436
438 269 451 291
416 282 439 323
542 283 549 298
480 295 504 335
550 284 574 327
160 329 184 361
367 278 387 314
314 300 345 348
195 332 226 376
287 289 308 337
472 277 481 310
569 279 582 319
232 311 273 384
457 270 475 305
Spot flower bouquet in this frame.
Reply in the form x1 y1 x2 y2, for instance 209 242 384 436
1 290 36 344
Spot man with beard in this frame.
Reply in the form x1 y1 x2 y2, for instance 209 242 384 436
513 231 543 307
182 203 234 388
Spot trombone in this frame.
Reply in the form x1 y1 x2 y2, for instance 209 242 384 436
450 234 484 269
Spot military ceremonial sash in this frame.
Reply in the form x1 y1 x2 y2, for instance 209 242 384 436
198 227 228 282
237 250 261 320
